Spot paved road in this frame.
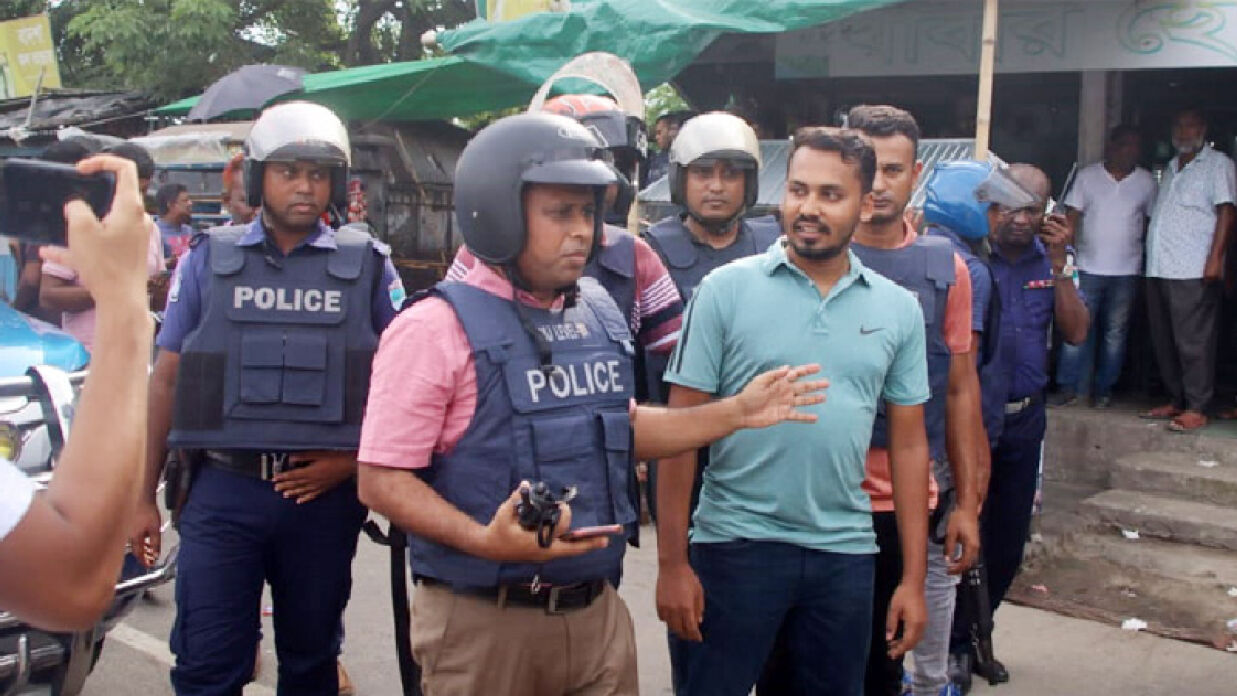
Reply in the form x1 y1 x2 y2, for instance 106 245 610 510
82 523 1234 695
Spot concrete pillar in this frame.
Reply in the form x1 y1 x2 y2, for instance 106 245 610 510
1078 70 1109 166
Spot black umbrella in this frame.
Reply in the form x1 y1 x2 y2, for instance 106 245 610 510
187 64 306 121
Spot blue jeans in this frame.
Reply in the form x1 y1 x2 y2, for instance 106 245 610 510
1055 272 1137 398
682 540 875 696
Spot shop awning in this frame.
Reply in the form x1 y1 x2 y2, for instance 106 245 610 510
154 55 529 121
154 0 906 122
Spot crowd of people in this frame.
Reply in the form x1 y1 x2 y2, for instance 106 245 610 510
1 72 1231 696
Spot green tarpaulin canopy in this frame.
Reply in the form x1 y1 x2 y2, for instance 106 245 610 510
155 0 904 121
441 0 904 91
154 55 527 120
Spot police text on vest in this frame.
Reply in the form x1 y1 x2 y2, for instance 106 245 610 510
526 361 624 404
234 286 342 313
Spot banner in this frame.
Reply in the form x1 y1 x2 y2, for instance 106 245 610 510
486 0 564 22
776 0 1237 79
0 13 61 99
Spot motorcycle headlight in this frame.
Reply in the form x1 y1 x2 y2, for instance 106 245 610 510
0 423 22 462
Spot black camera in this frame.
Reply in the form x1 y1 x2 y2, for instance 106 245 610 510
516 482 577 548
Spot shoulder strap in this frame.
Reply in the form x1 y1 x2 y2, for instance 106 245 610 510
206 225 249 276
744 215 782 254
432 281 515 363
914 234 957 289
577 276 634 350
593 225 636 279
645 217 697 270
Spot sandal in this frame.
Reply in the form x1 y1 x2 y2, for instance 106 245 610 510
1168 411 1208 433
1140 404 1182 420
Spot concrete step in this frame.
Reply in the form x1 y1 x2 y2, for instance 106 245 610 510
1081 489 1237 552
1112 452 1237 508
1043 407 1235 490
1069 532 1237 590
1013 531 1237 647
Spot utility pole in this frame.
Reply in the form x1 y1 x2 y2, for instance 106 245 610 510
975 0 999 160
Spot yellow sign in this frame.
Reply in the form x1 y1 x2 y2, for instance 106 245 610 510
0 14 62 100
488 0 561 22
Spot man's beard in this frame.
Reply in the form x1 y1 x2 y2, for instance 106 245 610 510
868 210 902 226
787 217 852 261
1174 136 1205 155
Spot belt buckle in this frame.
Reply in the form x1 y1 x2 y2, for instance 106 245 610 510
545 586 564 615
260 452 289 481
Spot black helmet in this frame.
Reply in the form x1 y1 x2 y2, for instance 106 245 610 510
244 101 351 210
454 112 618 265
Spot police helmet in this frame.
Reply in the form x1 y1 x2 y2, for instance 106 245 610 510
244 101 351 211
454 112 618 265
922 160 992 241
541 94 647 219
668 112 761 210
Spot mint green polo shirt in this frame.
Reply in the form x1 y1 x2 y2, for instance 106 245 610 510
664 241 929 554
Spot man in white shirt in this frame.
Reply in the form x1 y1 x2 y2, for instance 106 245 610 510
1143 109 1237 431
1053 125 1157 408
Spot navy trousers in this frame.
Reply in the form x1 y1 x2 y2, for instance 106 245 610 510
951 402 1045 652
170 466 366 696
681 540 875 696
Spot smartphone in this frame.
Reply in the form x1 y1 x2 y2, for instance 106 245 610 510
559 524 625 541
0 158 115 246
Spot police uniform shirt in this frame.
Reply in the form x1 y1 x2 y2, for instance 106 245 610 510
988 237 1083 401
158 218 405 355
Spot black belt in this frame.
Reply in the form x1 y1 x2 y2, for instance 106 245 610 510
203 450 308 481
414 576 606 614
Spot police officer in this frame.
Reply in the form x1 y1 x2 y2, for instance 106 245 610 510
645 112 780 304
129 102 405 695
447 93 684 381
944 163 1090 689
355 112 827 696
922 160 1004 448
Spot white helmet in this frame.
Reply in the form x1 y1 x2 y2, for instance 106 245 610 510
668 112 761 210
244 101 351 209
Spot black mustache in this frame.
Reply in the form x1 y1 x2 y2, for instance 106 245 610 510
793 216 832 235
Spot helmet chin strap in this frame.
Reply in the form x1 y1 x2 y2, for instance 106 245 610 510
505 264 579 376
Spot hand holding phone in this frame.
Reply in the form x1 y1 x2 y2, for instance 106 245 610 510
0 158 115 246
38 155 150 311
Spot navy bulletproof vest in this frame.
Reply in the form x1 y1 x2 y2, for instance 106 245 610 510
852 235 956 479
407 277 637 587
168 224 384 451
585 225 637 332
646 215 780 302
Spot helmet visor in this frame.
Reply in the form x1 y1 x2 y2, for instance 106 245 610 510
521 147 618 187
974 161 1038 209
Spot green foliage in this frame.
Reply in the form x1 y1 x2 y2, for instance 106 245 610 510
5 0 475 101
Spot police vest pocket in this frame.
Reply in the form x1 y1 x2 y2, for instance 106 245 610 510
239 331 285 404
233 329 341 421
600 411 638 527
531 415 607 528
282 333 329 406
